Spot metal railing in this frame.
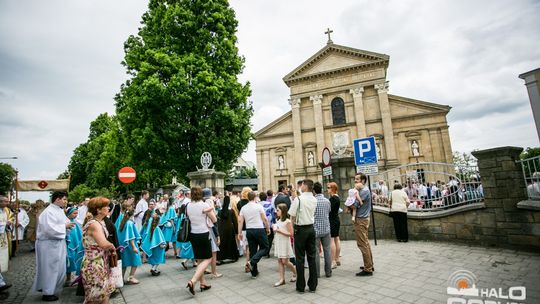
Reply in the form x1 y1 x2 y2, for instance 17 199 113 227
517 155 540 201
368 162 484 212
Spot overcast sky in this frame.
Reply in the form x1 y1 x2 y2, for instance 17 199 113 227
1 0 539 201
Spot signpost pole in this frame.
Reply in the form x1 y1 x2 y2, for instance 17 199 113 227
368 175 377 246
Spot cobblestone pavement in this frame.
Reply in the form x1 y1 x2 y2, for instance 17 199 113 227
15 239 540 303
1 242 36 304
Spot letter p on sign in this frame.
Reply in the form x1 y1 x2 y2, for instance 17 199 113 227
353 137 378 166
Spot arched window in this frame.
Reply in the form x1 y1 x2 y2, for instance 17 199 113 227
331 97 346 125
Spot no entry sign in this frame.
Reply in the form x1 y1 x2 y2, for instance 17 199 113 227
118 167 136 184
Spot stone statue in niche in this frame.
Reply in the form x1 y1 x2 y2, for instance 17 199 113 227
376 143 382 160
278 155 285 169
307 151 314 166
411 140 420 156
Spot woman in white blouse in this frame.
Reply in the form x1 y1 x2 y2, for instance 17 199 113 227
389 184 410 242
185 186 217 296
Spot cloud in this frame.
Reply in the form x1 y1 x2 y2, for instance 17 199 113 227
1 0 538 185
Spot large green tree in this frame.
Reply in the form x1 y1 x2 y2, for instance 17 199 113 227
0 162 16 195
115 0 253 187
68 113 127 193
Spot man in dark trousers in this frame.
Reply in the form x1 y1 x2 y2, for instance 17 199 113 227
288 179 318 293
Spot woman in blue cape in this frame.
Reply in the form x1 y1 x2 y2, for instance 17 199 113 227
159 200 177 254
141 213 166 276
65 207 84 284
117 209 142 284
175 204 195 270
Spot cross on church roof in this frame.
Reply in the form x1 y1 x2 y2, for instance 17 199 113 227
325 28 333 44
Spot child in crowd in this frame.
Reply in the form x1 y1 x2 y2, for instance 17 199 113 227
65 207 84 286
176 204 196 269
141 213 166 276
344 188 359 220
272 204 296 287
118 208 142 284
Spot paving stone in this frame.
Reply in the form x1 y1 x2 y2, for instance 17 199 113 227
2 239 537 303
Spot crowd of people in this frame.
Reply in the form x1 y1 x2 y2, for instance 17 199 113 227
0 173 380 302
371 177 484 210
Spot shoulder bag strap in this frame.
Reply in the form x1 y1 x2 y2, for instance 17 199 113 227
295 198 301 225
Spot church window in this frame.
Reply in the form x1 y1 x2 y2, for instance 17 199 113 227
331 97 346 125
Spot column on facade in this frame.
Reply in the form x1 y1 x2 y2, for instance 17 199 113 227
256 149 264 190
428 129 444 162
440 128 453 164
289 98 304 173
375 81 398 163
310 94 325 156
263 150 271 191
349 87 367 138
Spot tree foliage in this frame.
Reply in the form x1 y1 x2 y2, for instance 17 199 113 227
62 0 252 197
68 113 127 193
0 162 16 195
115 0 252 188
453 151 478 180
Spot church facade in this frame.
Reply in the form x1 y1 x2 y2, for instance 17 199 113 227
254 42 453 191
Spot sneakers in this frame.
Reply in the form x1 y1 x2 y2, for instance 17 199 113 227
356 271 373 276
150 269 161 276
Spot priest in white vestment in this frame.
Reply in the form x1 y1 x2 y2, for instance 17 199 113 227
0 196 14 273
10 204 30 257
31 192 75 301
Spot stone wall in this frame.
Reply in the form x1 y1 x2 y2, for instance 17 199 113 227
338 146 540 250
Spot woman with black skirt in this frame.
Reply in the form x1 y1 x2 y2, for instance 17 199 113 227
389 184 410 242
185 186 217 296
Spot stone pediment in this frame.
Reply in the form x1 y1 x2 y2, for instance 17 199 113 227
389 95 451 118
283 43 389 85
254 111 293 138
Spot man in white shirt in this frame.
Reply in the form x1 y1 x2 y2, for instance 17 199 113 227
11 203 29 257
288 179 318 293
238 191 270 278
134 190 150 230
31 191 75 302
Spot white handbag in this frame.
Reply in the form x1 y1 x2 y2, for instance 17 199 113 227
111 259 124 288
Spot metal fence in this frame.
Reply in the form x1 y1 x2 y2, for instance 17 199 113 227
517 155 540 201
368 162 484 212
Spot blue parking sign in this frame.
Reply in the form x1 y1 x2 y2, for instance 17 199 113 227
353 137 378 166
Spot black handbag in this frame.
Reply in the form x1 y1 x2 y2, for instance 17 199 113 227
177 203 191 242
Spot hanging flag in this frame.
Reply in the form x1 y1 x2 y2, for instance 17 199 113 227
17 179 70 191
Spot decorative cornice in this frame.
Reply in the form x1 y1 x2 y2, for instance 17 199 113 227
284 60 388 86
310 94 323 105
284 44 390 82
349 87 364 98
289 98 301 108
375 81 389 94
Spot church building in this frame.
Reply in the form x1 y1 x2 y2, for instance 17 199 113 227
254 37 453 191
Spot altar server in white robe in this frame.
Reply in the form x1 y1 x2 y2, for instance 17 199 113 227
10 204 29 257
31 191 75 302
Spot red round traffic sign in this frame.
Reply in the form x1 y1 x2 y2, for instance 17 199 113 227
322 147 331 167
118 167 136 184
